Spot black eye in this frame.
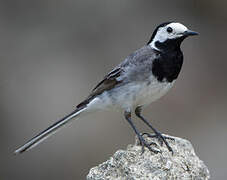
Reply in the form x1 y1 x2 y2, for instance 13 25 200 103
167 27 173 33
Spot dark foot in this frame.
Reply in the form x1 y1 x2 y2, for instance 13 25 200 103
141 132 174 154
137 134 160 154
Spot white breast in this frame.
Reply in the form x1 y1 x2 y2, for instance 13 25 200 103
87 78 175 112
135 79 174 107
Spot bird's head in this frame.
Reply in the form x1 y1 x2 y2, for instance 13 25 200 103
148 22 198 51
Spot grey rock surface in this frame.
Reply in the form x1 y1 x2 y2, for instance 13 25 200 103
87 134 210 180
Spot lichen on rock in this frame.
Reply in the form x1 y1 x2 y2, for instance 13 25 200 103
87 134 210 180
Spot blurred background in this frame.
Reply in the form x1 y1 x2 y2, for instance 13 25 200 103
0 0 226 179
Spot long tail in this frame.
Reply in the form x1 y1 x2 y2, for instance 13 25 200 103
14 106 86 154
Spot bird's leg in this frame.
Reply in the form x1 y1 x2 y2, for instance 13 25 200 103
135 106 174 154
124 111 159 154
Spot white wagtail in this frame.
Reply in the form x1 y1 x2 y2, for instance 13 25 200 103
15 22 198 154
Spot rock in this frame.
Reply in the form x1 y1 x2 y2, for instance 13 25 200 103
87 134 210 180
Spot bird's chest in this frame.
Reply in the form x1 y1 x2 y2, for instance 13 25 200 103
134 78 174 107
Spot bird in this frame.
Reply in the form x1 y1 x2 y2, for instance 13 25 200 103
14 22 198 154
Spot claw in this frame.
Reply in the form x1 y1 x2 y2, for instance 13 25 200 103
141 132 174 154
148 142 158 147
138 135 159 154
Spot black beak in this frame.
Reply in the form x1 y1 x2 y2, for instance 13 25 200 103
183 30 199 36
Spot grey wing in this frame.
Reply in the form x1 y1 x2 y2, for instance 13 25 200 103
119 46 158 82
76 46 158 108
76 67 124 108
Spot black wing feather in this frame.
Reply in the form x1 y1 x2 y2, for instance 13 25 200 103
76 67 123 108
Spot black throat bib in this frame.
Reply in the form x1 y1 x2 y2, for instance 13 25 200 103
152 38 185 83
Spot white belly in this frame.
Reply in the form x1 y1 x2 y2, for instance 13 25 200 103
86 79 175 112
135 80 174 107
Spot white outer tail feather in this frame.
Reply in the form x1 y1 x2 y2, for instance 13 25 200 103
14 107 86 154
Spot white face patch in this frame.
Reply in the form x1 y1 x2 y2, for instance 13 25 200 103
150 22 188 50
